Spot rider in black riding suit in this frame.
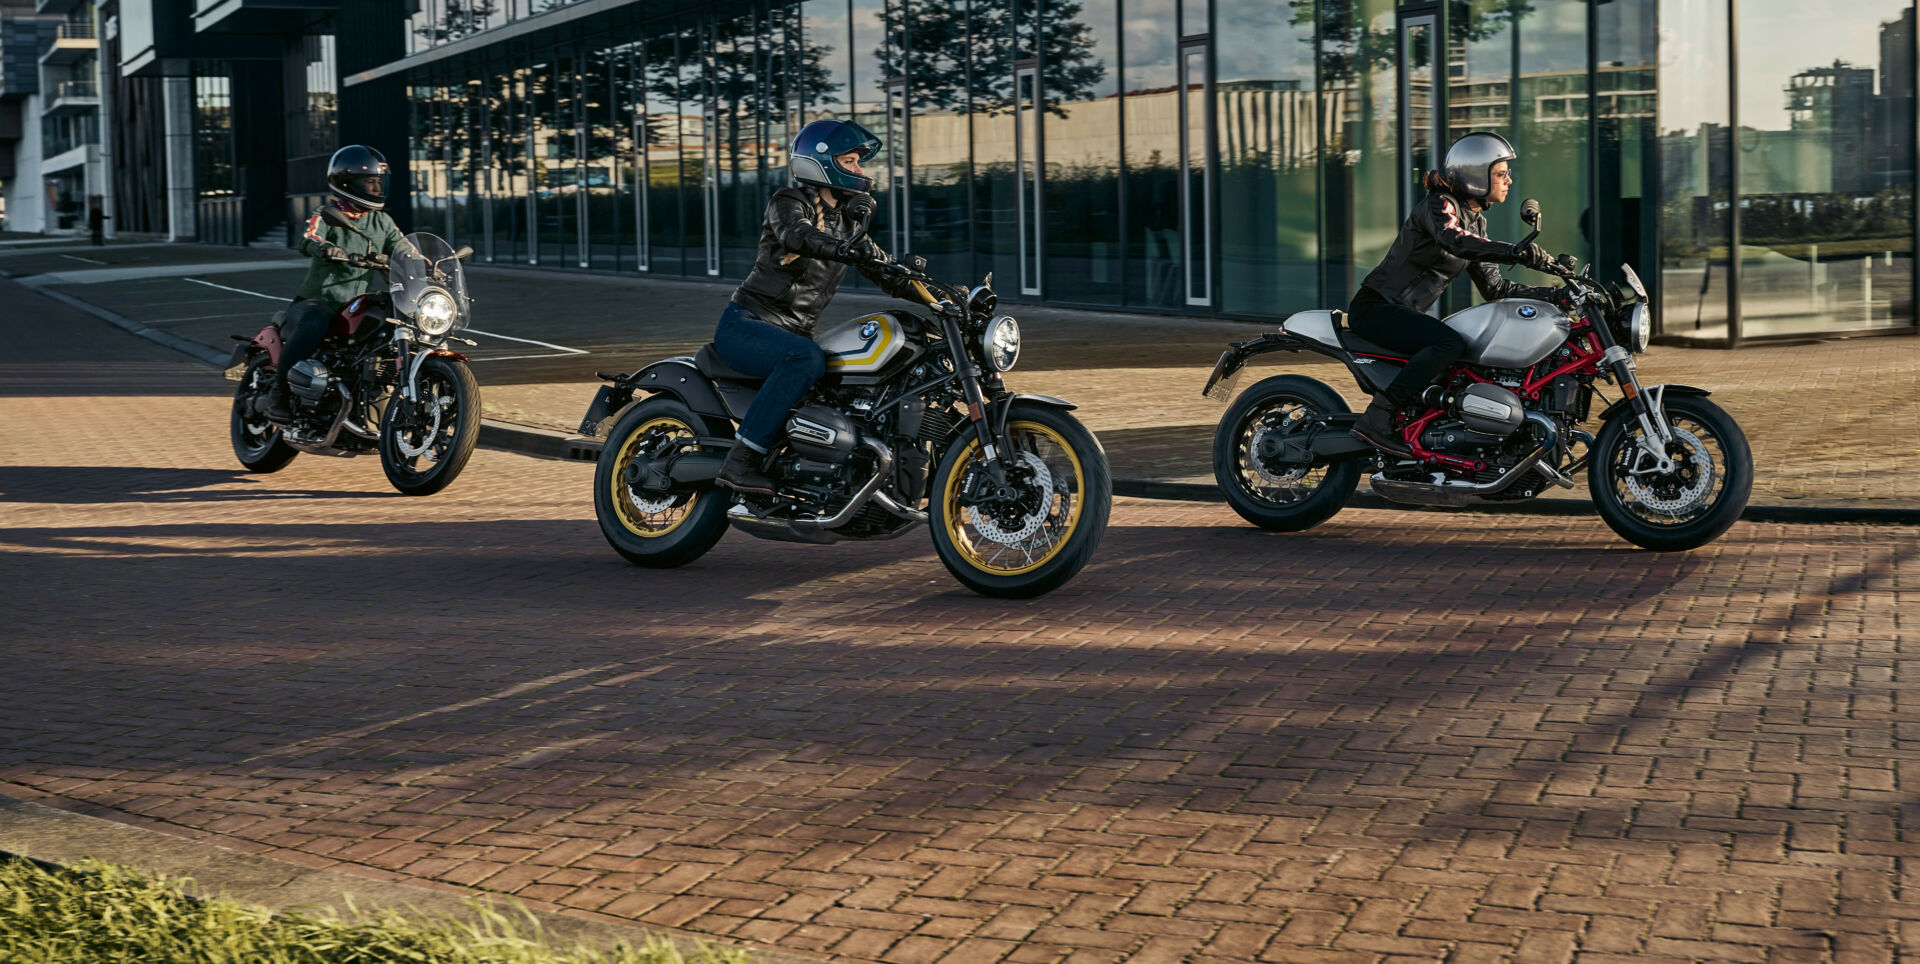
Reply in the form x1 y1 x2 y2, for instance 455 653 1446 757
712 119 921 495
1347 131 1559 457
269 145 408 423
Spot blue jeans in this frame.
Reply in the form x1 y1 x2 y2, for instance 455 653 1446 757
714 302 826 451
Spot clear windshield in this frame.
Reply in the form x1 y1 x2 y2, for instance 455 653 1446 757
391 232 469 325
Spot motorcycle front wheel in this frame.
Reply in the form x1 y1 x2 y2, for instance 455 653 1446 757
929 402 1111 598
1589 394 1752 551
230 359 298 473
594 397 731 568
1212 375 1360 531
379 355 481 496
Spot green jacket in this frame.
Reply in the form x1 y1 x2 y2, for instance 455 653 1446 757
295 203 407 310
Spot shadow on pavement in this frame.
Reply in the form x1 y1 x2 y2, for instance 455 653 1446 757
0 466 395 504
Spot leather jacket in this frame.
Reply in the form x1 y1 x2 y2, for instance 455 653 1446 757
1358 191 1553 312
731 185 917 335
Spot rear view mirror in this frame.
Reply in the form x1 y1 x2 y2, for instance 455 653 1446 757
453 245 474 262
1519 198 1541 227
318 206 353 229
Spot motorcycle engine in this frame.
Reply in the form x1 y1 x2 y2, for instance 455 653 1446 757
1418 383 1527 454
286 360 334 403
783 405 857 462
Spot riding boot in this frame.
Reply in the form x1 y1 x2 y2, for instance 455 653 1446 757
1350 398 1413 458
266 375 294 424
715 439 778 496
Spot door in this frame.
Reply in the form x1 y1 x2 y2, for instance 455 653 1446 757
1014 61 1041 296
1178 42 1213 307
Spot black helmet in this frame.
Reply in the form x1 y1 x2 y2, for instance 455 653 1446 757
327 145 390 211
1441 131 1517 200
789 120 881 194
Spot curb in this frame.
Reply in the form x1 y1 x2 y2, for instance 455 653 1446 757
0 792 823 964
482 421 1920 528
28 276 1917 530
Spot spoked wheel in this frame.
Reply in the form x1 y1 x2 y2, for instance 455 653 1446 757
230 359 298 473
379 356 482 495
1212 375 1360 531
1590 394 1752 551
594 398 730 568
929 402 1110 598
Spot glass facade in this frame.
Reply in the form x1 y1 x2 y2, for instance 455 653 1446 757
397 0 1918 337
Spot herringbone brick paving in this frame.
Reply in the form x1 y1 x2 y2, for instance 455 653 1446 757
2 280 1916 962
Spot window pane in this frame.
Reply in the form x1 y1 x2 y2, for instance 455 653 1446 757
1319 0 1398 306
1215 0 1316 314
1041 0 1120 304
587 48 621 271
1123 0 1178 307
1736 0 1915 337
972 0 1021 287
1657 0 1730 340
1596 0 1659 308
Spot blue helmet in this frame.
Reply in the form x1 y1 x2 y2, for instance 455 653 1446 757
789 119 881 194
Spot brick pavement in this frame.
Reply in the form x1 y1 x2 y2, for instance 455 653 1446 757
5 277 1919 962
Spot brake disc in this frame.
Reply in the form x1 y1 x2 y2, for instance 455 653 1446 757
1248 417 1310 486
397 391 448 460
1624 424 1715 514
966 451 1055 545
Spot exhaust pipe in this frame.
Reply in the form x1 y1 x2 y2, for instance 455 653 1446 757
1369 412 1560 507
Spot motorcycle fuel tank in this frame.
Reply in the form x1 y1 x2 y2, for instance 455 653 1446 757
1443 299 1570 368
818 313 909 375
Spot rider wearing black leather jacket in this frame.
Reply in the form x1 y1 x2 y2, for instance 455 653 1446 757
713 119 918 495
1349 131 1557 456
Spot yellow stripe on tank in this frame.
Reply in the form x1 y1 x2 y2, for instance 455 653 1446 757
826 316 896 369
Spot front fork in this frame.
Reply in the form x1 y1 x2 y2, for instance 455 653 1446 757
943 313 1015 486
1605 346 1678 474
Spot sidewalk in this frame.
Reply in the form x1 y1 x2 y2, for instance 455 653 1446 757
10 244 1917 512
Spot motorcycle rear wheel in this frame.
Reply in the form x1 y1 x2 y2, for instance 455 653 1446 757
595 397 731 568
1212 375 1359 531
230 359 298 473
380 356 482 496
1590 394 1751 551
929 403 1110 598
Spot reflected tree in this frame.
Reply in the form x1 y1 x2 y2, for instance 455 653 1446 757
880 0 1105 116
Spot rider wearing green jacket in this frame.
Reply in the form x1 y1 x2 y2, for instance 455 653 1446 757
270 145 408 423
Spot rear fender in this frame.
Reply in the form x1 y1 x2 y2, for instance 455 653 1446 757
1202 331 1312 398
620 359 736 425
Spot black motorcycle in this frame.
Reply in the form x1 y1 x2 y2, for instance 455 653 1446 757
227 209 483 496
580 256 1110 599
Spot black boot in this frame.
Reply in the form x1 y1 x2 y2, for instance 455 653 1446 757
715 439 778 496
266 376 294 424
1351 398 1413 458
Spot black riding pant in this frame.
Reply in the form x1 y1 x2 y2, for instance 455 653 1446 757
277 299 335 382
1347 290 1467 409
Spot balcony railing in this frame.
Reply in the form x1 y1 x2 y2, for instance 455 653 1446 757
55 22 96 40
56 80 97 99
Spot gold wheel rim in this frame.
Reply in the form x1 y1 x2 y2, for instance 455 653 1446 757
611 416 699 538
940 420 1085 576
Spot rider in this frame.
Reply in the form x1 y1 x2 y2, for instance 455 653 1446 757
1347 131 1558 457
713 119 920 495
269 145 408 423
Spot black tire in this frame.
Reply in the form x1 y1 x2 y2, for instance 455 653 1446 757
594 398 731 568
1589 394 1752 551
230 359 298 473
379 356 482 496
1212 375 1360 531
929 403 1111 598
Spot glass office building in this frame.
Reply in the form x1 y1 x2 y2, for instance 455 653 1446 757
356 0 1916 344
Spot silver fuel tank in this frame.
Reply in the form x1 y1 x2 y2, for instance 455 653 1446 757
1442 299 1570 369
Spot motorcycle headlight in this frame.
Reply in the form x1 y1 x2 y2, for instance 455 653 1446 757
981 315 1020 372
1624 301 1651 354
415 288 457 337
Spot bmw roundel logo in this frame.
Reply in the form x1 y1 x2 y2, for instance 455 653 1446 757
860 320 880 339
1518 305 1538 318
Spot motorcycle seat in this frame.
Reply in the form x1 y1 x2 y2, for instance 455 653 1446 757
1334 315 1411 362
695 344 764 383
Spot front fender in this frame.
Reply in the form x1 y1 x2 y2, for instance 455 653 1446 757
403 347 473 399
1597 383 1711 422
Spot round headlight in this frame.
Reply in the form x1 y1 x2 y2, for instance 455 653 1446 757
416 288 457 337
981 315 1020 372
1626 301 1651 353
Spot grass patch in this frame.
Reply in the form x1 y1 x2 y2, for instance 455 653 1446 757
0 856 750 964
